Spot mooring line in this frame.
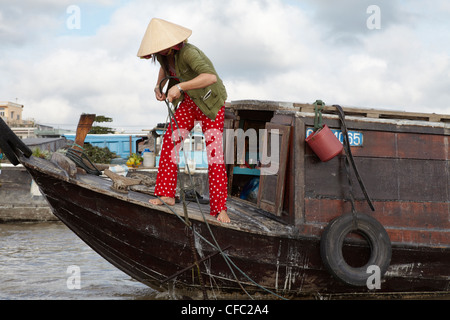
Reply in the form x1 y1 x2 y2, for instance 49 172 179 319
153 80 288 300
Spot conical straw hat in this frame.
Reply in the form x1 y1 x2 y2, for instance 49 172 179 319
137 18 192 57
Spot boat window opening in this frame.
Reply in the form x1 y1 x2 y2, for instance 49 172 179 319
227 110 274 204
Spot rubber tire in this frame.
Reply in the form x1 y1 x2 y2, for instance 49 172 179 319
320 213 391 286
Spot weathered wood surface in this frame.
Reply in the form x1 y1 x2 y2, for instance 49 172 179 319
227 102 449 249
230 99 450 123
295 103 450 123
297 115 449 248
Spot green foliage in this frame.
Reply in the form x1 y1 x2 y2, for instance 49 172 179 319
82 143 118 164
89 115 115 134
32 147 51 159
89 126 115 134
94 115 113 123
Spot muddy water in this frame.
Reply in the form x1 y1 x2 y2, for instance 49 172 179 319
0 222 159 300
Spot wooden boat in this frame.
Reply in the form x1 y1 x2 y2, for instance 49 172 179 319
0 100 448 299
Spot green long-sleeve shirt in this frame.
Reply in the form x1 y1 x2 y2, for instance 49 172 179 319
158 43 227 120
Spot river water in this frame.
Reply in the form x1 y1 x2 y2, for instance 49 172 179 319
0 222 160 300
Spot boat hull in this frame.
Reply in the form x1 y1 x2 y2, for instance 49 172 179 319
25 158 449 299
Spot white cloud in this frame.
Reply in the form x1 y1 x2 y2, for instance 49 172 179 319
0 0 448 132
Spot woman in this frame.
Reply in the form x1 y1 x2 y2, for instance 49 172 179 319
137 18 230 223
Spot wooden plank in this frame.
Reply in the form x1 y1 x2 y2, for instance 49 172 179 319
397 133 448 160
224 111 240 195
297 220 450 247
230 100 450 123
304 157 449 202
304 129 398 159
346 131 397 158
294 103 450 123
304 156 395 201
302 198 450 247
304 199 450 230
397 159 449 202
73 114 96 151
230 100 294 113
293 117 306 226
257 122 291 216
305 128 448 160
299 114 448 136
386 228 450 247
224 113 236 195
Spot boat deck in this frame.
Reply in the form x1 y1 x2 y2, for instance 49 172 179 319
64 165 296 238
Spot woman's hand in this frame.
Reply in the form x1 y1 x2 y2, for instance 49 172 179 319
154 87 167 101
167 85 183 103
166 73 217 102
155 67 167 101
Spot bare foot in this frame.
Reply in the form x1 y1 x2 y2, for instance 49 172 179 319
149 197 175 206
216 210 231 223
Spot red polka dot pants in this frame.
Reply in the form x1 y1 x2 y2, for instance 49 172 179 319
154 95 228 216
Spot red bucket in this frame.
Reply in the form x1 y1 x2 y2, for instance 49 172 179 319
305 124 343 162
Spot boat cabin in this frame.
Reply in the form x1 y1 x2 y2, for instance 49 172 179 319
224 100 450 248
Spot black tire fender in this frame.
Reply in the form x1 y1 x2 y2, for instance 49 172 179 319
320 213 392 286
0 118 32 165
0 139 21 165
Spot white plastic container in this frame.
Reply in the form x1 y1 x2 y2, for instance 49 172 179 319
143 151 155 168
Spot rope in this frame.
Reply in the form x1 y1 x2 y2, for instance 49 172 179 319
164 97 254 298
156 77 288 300
157 195 287 300
313 99 325 131
334 104 375 227
66 144 102 176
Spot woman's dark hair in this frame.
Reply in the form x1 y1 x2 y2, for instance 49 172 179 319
151 40 187 73
152 53 169 75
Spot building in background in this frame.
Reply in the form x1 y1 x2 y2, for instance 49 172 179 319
0 101 35 139
0 101 72 139
0 101 25 125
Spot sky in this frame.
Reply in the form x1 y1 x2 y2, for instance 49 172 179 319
1 0 449 132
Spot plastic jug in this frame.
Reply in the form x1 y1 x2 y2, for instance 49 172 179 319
143 149 155 168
